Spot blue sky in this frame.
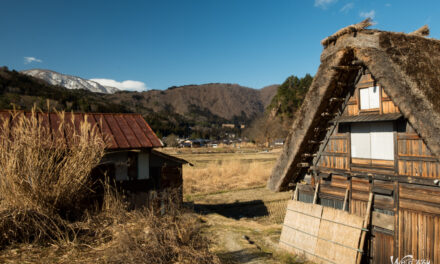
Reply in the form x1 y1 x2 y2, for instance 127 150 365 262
1 0 439 91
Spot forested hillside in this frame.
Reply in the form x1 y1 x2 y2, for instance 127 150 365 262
245 74 313 144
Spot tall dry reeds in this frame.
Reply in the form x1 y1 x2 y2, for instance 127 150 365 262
0 109 105 245
0 110 105 213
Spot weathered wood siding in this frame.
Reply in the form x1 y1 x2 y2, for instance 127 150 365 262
371 230 394 264
398 134 440 178
317 133 349 170
398 209 440 262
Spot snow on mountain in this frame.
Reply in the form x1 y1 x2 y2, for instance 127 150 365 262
21 69 119 94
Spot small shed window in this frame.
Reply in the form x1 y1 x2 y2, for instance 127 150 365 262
351 122 394 160
359 86 380 110
138 152 150 180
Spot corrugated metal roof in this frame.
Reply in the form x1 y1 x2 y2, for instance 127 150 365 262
336 113 402 123
0 111 163 149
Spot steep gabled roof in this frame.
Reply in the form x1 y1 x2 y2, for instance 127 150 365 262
268 22 440 191
0 111 163 150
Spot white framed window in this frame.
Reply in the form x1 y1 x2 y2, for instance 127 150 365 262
351 122 394 160
359 86 380 110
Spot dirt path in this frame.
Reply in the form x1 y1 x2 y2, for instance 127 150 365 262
188 187 298 264
204 214 281 264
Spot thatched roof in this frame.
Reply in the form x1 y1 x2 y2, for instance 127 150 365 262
268 22 440 191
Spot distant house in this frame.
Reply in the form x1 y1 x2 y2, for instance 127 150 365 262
221 123 235 129
0 111 188 207
272 138 284 147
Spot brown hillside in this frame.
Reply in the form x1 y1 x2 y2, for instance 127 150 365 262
106 83 278 120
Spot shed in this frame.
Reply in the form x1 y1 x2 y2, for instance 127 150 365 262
269 20 440 263
0 111 188 208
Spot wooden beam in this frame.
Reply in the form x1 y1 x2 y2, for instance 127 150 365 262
343 187 349 211
372 211 394 231
293 187 298 201
356 192 373 264
313 182 320 204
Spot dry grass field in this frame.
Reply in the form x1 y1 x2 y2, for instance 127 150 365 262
161 147 281 196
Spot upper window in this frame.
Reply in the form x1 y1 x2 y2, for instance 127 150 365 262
359 86 380 110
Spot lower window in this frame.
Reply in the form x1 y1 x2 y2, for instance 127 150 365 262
351 122 394 160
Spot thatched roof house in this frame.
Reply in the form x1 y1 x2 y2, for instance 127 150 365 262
268 20 440 192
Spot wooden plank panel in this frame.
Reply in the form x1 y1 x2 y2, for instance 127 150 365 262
352 178 370 192
351 158 371 166
350 199 367 217
371 159 394 167
372 212 394 231
372 231 394 263
279 201 322 261
331 175 348 189
352 191 369 202
320 186 346 198
374 180 394 191
315 207 364 264
399 183 440 205
400 199 440 215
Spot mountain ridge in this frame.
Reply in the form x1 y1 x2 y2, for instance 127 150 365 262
1 66 279 137
21 69 119 94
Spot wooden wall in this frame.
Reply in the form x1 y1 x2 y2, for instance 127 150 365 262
397 133 440 178
317 134 349 170
371 230 394 264
398 209 440 262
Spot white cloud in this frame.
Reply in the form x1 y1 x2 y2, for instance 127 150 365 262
314 0 337 9
340 3 354 13
90 78 148 92
24 56 42 64
360 10 375 19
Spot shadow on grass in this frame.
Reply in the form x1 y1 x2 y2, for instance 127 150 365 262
217 249 272 263
187 200 269 220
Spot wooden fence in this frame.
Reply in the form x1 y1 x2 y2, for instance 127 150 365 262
279 200 365 264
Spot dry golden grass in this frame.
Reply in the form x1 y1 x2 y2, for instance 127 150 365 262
183 159 274 195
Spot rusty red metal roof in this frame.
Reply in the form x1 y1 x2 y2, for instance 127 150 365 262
0 111 163 149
